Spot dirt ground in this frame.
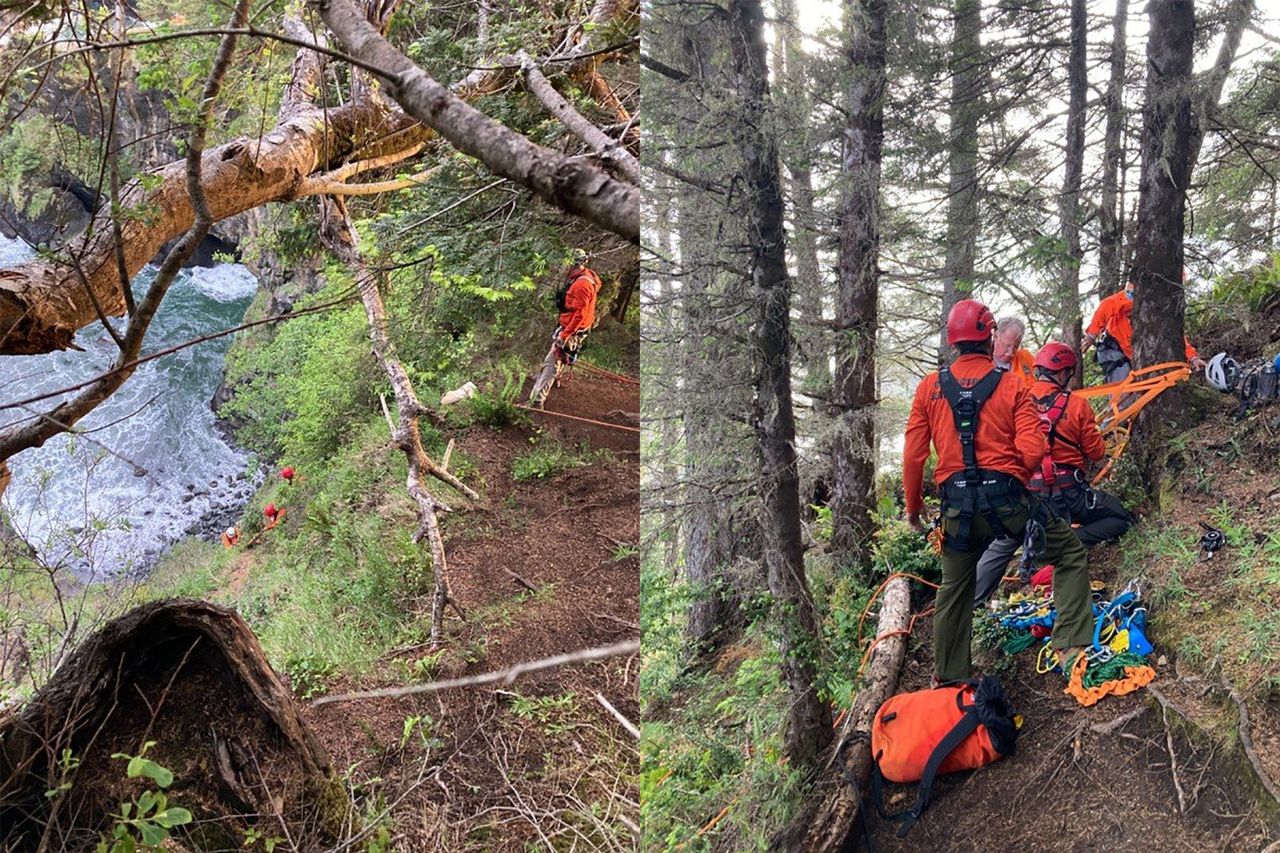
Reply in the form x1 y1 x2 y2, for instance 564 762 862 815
858 541 1280 852
302 366 640 850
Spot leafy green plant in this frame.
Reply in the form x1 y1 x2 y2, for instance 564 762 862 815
242 827 285 851
284 653 335 700
97 743 192 852
466 368 527 428
512 441 591 481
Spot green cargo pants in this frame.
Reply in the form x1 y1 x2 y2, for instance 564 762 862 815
935 493 1093 683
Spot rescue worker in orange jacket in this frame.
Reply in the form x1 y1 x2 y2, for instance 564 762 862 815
972 343 1136 605
905 300 1093 682
1083 280 1207 383
529 249 603 408
993 317 1035 389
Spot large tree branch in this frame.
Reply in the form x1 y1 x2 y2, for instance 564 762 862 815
0 98 421 356
317 195 478 645
317 0 639 242
1188 0 1254 171
519 51 640 185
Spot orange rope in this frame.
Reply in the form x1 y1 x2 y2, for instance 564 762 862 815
576 360 640 385
515 404 641 433
829 572 942 729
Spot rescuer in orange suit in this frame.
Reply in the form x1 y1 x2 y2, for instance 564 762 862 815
1082 280 1207 384
904 300 1093 683
972 342 1136 606
528 249 603 408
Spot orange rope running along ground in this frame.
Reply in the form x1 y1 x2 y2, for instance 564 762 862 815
514 404 641 433
576 360 640 385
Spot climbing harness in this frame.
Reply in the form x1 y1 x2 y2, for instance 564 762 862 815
1074 362 1191 485
937 366 1011 550
1198 522 1226 562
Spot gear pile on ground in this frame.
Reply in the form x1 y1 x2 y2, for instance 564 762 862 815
986 576 1157 707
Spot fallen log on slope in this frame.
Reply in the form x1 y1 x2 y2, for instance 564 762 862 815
0 599 346 850
771 575 912 852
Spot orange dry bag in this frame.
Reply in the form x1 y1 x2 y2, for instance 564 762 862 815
869 676 1019 837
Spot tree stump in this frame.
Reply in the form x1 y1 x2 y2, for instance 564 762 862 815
0 599 346 850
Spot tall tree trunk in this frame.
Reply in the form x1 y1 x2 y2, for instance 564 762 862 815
1058 0 1086 386
673 27 742 651
1098 0 1129 299
830 0 886 574
653 175 681 580
938 0 982 361
1130 0 1194 472
777 0 829 402
729 0 831 769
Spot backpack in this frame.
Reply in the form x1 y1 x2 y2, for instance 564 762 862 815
555 270 599 313
869 676 1020 837
1234 359 1280 421
554 277 573 313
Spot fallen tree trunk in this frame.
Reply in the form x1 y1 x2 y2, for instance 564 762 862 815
0 99 420 356
771 575 911 852
0 599 345 850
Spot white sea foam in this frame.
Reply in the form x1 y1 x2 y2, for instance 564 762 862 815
0 244 262 578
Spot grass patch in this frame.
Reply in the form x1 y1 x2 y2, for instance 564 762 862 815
511 438 600 481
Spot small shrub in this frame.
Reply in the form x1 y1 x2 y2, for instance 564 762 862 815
512 441 589 481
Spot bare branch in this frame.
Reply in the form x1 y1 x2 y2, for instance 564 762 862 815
310 640 639 706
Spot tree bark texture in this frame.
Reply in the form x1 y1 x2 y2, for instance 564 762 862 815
1131 0 1194 441
0 101 413 356
0 600 343 848
1058 0 1086 384
729 0 832 769
939 0 982 362
830 0 886 575
318 0 639 242
1097 0 1129 299
770 576 910 852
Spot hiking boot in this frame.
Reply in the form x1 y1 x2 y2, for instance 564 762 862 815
1056 646 1086 677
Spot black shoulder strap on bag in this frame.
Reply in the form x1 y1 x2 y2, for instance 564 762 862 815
937 367 1004 550
868 687 983 839
555 277 574 312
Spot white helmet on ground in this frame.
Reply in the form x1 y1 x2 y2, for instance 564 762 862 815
1206 352 1239 392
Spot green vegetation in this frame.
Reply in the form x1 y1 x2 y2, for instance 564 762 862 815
511 438 604 481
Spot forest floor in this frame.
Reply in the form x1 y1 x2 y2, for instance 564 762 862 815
299 366 640 850
860 399 1280 852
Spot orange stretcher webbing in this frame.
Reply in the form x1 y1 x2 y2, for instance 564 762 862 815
1073 362 1190 484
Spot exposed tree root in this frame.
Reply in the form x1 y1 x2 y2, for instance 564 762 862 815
0 600 343 850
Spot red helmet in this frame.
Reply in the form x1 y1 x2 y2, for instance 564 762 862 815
946 299 996 345
264 503 278 519
1035 342 1077 372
